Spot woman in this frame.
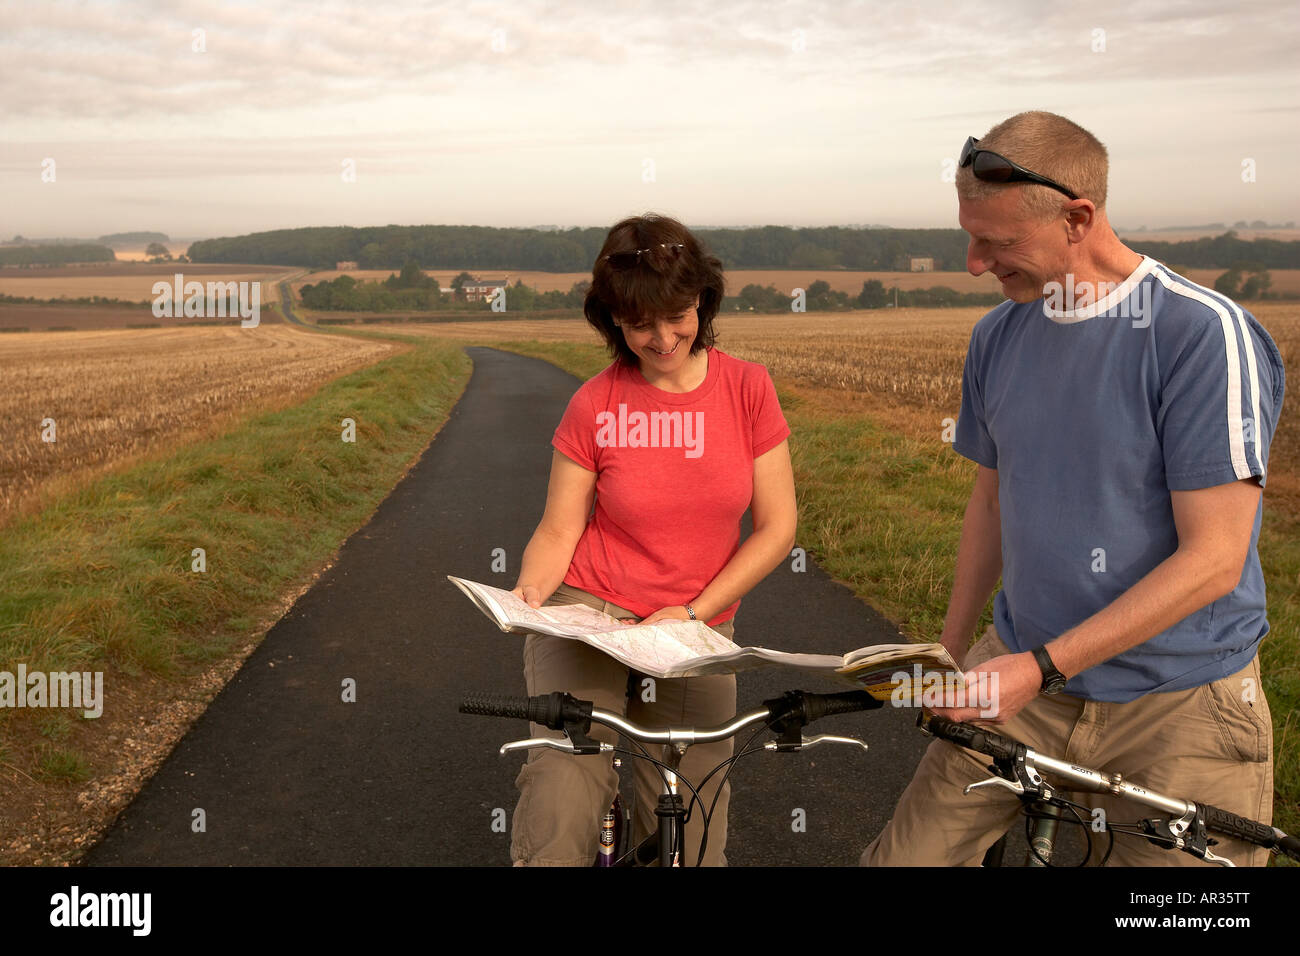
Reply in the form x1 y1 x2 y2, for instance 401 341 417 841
509 213 797 866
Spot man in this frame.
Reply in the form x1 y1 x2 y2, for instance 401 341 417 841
862 111 1285 866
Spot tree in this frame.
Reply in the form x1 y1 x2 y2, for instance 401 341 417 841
1239 269 1272 300
145 242 171 258
397 259 428 289
508 279 537 311
857 279 888 309
805 279 848 311
1214 268 1242 297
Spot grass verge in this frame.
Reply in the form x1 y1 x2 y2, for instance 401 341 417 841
0 332 472 862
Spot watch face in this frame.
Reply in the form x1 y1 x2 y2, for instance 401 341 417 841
1043 677 1067 695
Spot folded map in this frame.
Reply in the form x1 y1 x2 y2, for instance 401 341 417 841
448 575 964 699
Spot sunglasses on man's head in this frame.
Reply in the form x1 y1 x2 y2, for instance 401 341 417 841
959 136 1079 202
601 243 685 270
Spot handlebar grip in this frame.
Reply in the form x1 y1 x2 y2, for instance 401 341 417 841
802 690 882 721
922 715 1020 763
460 691 588 730
460 693 532 720
1275 832 1300 862
1201 803 1284 851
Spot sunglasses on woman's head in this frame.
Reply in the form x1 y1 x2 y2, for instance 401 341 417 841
601 243 685 270
959 136 1079 202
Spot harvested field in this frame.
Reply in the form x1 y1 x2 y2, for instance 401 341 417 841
0 264 300 302
0 324 400 525
0 302 284 332
393 300 1299 498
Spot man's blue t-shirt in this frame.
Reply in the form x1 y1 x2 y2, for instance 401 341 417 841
953 256 1286 702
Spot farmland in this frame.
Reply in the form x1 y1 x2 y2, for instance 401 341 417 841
289 267 1300 300
0 263 300 303
0 325 400 526
384 301 1300 504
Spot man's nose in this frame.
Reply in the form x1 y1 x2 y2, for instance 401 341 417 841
967 242 995 277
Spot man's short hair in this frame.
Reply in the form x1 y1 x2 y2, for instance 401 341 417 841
956 111 1109 220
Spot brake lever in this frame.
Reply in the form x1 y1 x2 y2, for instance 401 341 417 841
763 734 869 753
965 774 1026 797
499 737 614 756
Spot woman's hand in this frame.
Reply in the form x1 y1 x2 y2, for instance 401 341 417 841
512 585 542 609
637 606 693 626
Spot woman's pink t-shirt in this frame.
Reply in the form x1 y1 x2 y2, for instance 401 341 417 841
551 347 790 626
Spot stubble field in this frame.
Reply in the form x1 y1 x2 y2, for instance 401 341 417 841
382 301 1299 504
0 325 400 526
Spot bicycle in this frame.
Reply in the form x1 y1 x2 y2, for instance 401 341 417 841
460 687 882 866
917 711 1300 867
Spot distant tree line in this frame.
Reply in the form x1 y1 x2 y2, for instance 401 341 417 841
298 261 591 312
188 224 976 271
187 224 1300 272
100 231 170 244
1128 232 1300 270
0 244 116 266
723 279 1004 312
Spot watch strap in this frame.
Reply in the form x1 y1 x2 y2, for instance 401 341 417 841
1032 645 1067 693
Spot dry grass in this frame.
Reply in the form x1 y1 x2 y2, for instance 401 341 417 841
0 324 401 526
0 265 299 302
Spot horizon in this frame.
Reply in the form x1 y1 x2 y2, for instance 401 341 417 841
9 218 1299 249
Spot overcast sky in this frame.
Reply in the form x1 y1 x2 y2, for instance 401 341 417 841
2 0 1297 240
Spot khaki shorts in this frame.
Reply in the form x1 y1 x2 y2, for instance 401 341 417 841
861 625 1274 866
511 582 737 866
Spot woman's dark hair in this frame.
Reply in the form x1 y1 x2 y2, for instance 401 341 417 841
584 213 725 365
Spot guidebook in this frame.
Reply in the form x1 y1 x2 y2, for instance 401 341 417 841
448 575 965 700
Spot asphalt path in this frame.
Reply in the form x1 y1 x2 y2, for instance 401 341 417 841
86 346 939 866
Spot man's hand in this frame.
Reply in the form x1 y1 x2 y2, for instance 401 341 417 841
637 606 692 626
931 651 1042 724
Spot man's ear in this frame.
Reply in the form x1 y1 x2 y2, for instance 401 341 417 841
1063 200 1097 242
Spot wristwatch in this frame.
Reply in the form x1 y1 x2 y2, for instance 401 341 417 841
1032 646 1067 695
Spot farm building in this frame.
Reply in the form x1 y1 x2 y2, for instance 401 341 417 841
463 277 509 302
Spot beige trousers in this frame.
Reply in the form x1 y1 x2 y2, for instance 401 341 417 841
511 582 738 866
862 625 1274 867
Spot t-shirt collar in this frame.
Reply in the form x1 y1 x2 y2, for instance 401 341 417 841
627 346 720 404
1041 255 1157 324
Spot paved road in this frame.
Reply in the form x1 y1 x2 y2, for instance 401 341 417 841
86 346 934 866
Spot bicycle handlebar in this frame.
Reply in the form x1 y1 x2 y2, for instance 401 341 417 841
460 688 881 744
461 691 592 729
920 712 1300 863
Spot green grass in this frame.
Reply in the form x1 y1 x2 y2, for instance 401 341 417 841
36 748 91 784
0 332 473 774
487 338 1299 864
